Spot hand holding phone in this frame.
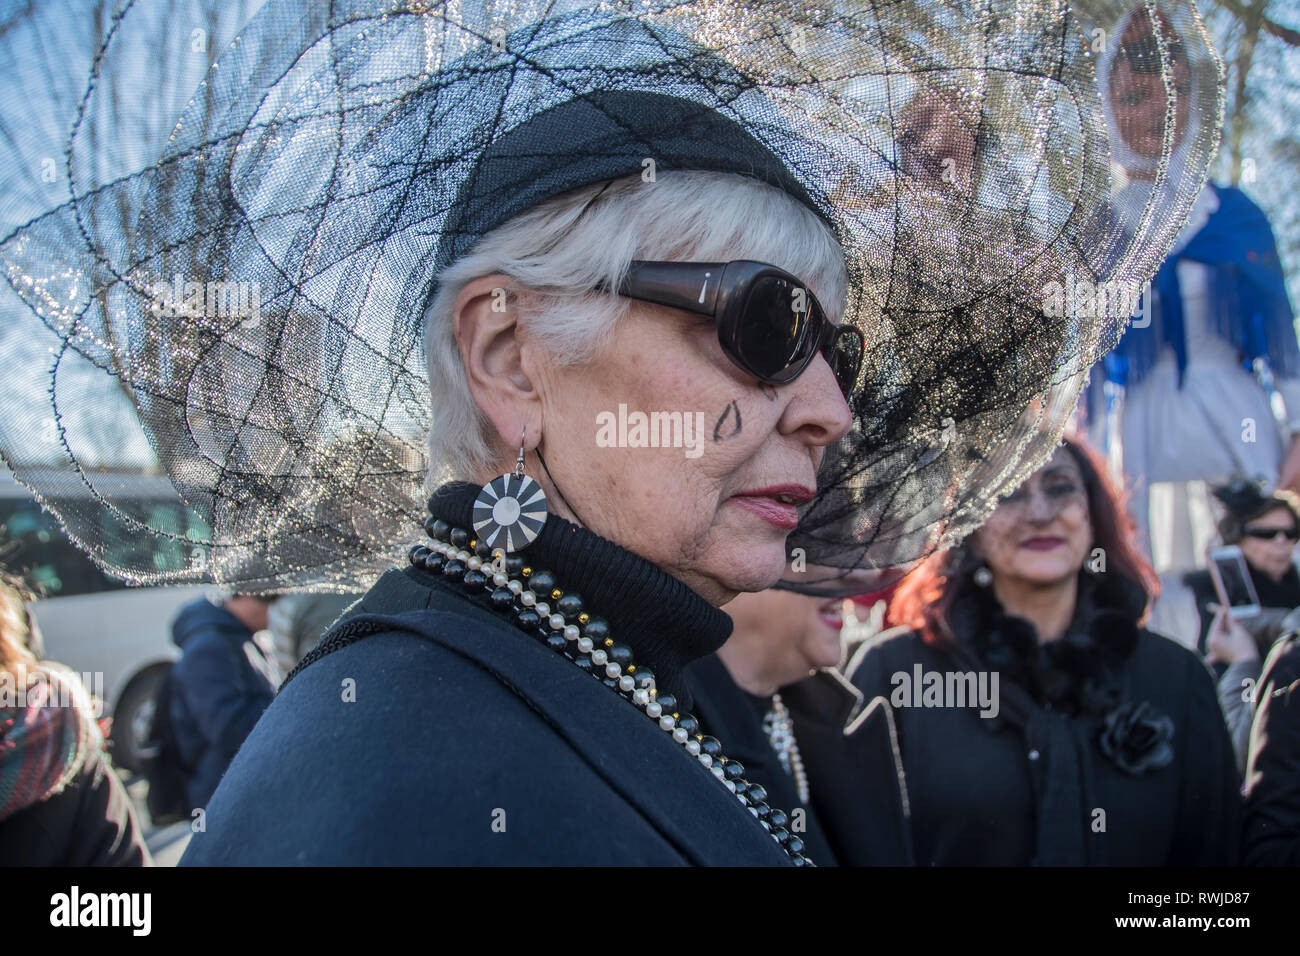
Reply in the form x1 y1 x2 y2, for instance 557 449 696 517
1205 602 1260 665
1207 545 1261 619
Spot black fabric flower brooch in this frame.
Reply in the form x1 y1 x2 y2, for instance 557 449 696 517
1097 701 1176 775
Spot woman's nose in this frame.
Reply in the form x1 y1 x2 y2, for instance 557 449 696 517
782 353 854 446
1024 491 1056 522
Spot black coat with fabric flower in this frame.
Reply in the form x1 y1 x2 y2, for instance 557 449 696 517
847 570 1241 866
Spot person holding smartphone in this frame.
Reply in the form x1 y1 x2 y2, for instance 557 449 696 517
1187 480 1300 774
1186 479 1300 663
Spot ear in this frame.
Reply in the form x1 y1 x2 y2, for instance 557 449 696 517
452 274 542 467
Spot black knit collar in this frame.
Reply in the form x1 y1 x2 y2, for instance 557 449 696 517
422 481 733 704
948 570 1145 717
1245 560 1300 608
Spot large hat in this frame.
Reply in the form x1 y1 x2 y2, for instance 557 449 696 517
0 0 1222 591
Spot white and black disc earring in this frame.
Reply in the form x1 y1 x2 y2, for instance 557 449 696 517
473 429 549 552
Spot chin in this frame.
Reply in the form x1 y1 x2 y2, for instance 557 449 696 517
808 638 844 671
1015 564 1082 586
1009 554 1082 583
710 542 789 596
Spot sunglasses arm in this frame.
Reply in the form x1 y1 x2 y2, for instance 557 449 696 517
618 261 729 316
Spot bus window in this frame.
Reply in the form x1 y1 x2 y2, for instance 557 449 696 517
0 498 122 598
0 495 214 597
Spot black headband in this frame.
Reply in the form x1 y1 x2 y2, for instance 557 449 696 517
429 89 832 289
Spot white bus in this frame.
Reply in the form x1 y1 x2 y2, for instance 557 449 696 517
0 466 208 772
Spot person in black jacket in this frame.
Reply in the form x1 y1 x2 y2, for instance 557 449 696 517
169 594 279 810
850 435 1241 865
685 570 912 866
0 575 148 865
1242 631 1300 865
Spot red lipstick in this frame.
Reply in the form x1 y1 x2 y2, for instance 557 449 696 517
730 484 815 531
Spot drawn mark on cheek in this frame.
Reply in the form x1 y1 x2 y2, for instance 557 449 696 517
713 400 742 442
759 384 778 402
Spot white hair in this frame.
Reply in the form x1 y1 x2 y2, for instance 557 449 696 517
422 169 848 490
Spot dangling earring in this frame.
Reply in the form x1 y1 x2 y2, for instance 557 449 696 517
473 426 549 553
973 565 993 587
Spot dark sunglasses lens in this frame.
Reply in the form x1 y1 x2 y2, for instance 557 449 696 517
733 275 819 379
1246 527 1299 541
825 326 864 397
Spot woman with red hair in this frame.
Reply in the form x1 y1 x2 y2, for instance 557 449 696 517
847 435 1240 865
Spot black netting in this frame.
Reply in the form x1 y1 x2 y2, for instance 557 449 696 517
0 0 1223 591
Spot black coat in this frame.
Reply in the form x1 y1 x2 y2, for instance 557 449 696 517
0 744 148 866
1243 631 1300 865
684 653 839 864
779 668 914 866
181 484 796 865
848 571 1241 866
683 654 913 866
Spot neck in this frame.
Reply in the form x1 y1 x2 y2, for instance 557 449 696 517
990 574 1078 642
1263 565 1289 584
715 639 781 698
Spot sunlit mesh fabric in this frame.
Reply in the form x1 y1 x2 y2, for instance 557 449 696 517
0 0 1223 591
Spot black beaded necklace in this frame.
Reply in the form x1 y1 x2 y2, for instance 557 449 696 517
408 513 813 866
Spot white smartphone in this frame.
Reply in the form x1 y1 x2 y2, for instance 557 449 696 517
1207 545 1261 619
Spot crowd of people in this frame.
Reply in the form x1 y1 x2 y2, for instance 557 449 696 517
6 428 1300 866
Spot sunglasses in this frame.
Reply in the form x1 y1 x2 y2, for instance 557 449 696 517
1242 526 1300 542
614 260 863 398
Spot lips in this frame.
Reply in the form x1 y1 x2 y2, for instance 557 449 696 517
816 602 843 630
1021 536 1065 551
731 484 815 531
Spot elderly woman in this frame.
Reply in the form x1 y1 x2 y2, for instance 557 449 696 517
181 161 855 864
850 436 1241 865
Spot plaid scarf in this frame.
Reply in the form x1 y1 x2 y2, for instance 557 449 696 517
0 663 99 822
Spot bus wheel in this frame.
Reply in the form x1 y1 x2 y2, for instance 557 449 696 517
110 665 169 774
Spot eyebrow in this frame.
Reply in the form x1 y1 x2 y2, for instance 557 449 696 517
1038 464 1082 480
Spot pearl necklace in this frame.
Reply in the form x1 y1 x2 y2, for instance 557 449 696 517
762 694 810 805
409 517 813 866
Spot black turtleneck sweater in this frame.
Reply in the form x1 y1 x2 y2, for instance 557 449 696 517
423 481 732 706
181 481 792 866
